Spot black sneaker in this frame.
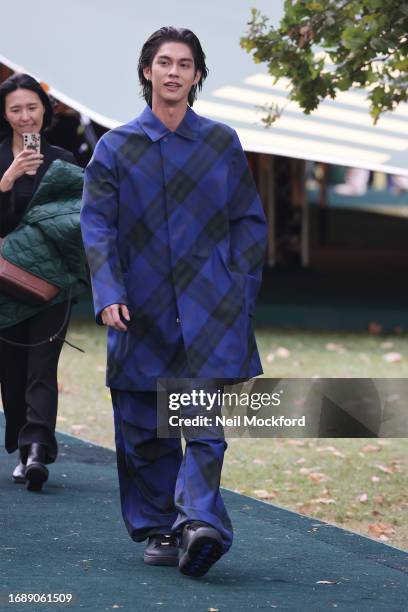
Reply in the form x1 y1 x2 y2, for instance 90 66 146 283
178 521 223 578
143 533 179 566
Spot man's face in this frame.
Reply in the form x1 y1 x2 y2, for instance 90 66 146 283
143 41 201 106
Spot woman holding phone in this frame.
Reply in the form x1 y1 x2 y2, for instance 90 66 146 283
0 73 77 491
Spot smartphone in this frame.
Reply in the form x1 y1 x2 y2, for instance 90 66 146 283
23 132 41 176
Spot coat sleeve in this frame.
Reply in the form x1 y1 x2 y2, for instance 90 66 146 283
0 189 13 238
0 148 14 237
227 130 268 315
80 136 128 324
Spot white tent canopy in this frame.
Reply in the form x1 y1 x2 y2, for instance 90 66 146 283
2 0 407 176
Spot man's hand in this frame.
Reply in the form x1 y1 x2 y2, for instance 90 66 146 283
101 304 130 331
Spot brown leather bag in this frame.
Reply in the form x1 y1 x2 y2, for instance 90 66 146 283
0 238 60 305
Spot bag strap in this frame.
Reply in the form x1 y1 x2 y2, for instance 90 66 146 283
0 288 85 352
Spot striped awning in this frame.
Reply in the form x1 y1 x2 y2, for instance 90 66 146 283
1 0 407 176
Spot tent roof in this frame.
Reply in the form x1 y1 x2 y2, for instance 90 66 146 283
2 0 408 176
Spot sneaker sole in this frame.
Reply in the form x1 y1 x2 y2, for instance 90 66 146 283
12 475 26 484
143 554 179 566
179 533 223 578
25 464 48 492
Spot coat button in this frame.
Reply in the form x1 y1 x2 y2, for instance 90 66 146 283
176 317 180 323
163 137 168 142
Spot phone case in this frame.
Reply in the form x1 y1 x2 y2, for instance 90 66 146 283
23 132 41 153
23 133 41 175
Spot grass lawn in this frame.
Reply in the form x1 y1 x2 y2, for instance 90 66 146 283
56 321 408 550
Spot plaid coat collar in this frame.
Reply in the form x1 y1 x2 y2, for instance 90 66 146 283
138 104 200 142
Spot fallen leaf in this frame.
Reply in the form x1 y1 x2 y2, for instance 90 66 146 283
383 352 402 363
71 424 88 434
297 503 318 514
362 444 380 453
373 495 385 505
59 383 72 394
276 347 290 358
266 352 275 363
253 489 276 500
380 341 394 349
371 476 380 483
325 343 346 353
368 522 396 537
313 497 336 505
308 472 328 483
376 464 396 474
252 458 266 465
358 493 368 503
316 445 345 458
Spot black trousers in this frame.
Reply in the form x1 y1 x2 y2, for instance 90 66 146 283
0 301 71 464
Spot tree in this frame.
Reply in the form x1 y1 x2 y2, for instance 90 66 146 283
240 0 408 124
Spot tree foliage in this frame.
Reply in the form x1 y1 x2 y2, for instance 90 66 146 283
240 0 408 124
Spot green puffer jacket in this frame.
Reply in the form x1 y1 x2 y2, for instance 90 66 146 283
0 160 89 329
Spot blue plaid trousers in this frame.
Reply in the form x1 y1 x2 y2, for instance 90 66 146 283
111 386 233 554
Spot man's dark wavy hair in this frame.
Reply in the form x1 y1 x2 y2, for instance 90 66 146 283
138 26 209 107
0 73 53 138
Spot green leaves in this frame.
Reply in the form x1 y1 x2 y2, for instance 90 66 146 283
241 0 408 123
341 26 369 52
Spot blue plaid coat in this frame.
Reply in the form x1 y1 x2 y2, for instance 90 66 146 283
80 105 267 390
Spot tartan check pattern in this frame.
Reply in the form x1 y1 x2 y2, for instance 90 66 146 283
80 105 267 390
111 388 233 553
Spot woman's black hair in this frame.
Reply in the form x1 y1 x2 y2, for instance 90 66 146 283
138 26 209 107
0 73 53 138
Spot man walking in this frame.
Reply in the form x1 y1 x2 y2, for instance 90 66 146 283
80 26 267 577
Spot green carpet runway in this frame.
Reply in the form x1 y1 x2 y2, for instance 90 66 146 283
1 414 407 612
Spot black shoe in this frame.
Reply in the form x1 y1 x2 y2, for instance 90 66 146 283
178 521 223 578
143 533 180 566
12 454 26 484
25 443 49 492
